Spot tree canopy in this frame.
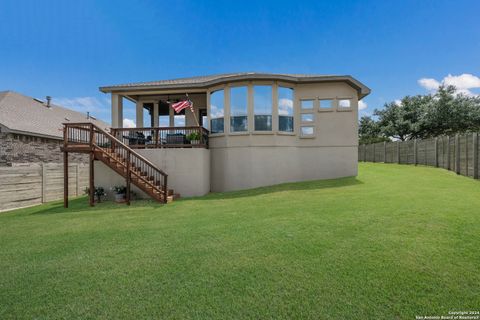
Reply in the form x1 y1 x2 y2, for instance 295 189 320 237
359 86 480 144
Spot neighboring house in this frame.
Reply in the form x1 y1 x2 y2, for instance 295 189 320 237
64 73 370 202
0 91 108 166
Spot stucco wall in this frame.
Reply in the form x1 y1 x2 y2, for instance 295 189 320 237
94 148 210 198
208 81 359 192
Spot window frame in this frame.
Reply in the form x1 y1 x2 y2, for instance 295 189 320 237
300 125 315 138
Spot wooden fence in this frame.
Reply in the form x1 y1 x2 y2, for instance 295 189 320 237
358 133 479 179
0 163 88 212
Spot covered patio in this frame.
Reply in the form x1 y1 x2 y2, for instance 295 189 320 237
109 92 210 148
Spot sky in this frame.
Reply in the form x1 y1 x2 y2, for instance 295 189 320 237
1 0 479 125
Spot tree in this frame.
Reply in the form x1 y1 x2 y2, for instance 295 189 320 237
358 116 389 144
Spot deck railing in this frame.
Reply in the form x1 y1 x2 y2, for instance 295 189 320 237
110 126 209 149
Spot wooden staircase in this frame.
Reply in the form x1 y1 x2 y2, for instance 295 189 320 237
63 123 173 204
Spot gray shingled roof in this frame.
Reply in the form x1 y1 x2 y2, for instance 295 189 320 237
99 72 371 98
0 91 109 140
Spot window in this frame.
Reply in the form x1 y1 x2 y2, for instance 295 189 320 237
278 87 294 132
339 99 351 108
210 89 224 134
300 99 314 110
300 126 314 137
301 113 314 122
230 86 248 132
254 85 272 131
319 99 334 110
199 109 208 129
159 102 170 127
174 108 185 127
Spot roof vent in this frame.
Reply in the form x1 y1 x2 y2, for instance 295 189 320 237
46 96 52 108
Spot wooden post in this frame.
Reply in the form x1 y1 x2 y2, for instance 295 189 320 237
126 150 131 205
473 133 478 179
63 125 68 208
455 134 460 174
373 143 376 163
383 141 387 163
434 137 439 167
363 144 367 162
89 151 95 206
63 152 68 208
413 139 417 166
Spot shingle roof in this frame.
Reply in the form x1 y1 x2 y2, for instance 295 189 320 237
0 91 109 140
99 72 371 98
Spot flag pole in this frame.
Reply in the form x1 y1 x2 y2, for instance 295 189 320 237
186 93 200 127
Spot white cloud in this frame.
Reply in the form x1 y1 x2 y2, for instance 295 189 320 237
358 100 367 110
394 99 402 106
418 78 441 91
123 118 135 128
53 96 105 112
418 73 480 96
210 104 224 118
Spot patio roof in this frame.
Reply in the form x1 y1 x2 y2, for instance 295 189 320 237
99 73 371 99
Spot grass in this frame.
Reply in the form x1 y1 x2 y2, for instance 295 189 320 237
0 163 479 319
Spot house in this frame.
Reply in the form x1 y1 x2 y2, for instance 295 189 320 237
0 91 108 166
63 73 370 204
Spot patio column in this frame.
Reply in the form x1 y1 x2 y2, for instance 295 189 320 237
153 101 159 127
136 101 144 128
111 94 123 128
169 104 174 127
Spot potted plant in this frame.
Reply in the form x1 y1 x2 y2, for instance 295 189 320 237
187 132 201 145
111 186 127 202
84 186 107 203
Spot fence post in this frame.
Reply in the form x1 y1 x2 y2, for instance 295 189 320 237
434 137 439 167
455 134 460 174
383 141 387 163
41 163 46 203
373 143 376 163
414 139 418 166
397 141 400 163
447 136 451 170
363 144 367 162
473 133 478 179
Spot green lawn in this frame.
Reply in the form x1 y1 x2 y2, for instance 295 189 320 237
1 163 479 319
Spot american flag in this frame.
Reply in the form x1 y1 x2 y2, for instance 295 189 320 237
171 99 194 113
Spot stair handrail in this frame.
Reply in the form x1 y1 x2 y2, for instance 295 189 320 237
64 122 169 178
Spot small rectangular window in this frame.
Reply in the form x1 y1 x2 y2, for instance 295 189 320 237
300 99 314 110
300 126 314 136
319 99 334 109
301 113 314 122
338 99 351 108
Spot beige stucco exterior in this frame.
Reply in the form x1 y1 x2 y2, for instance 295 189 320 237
99 74 369 197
